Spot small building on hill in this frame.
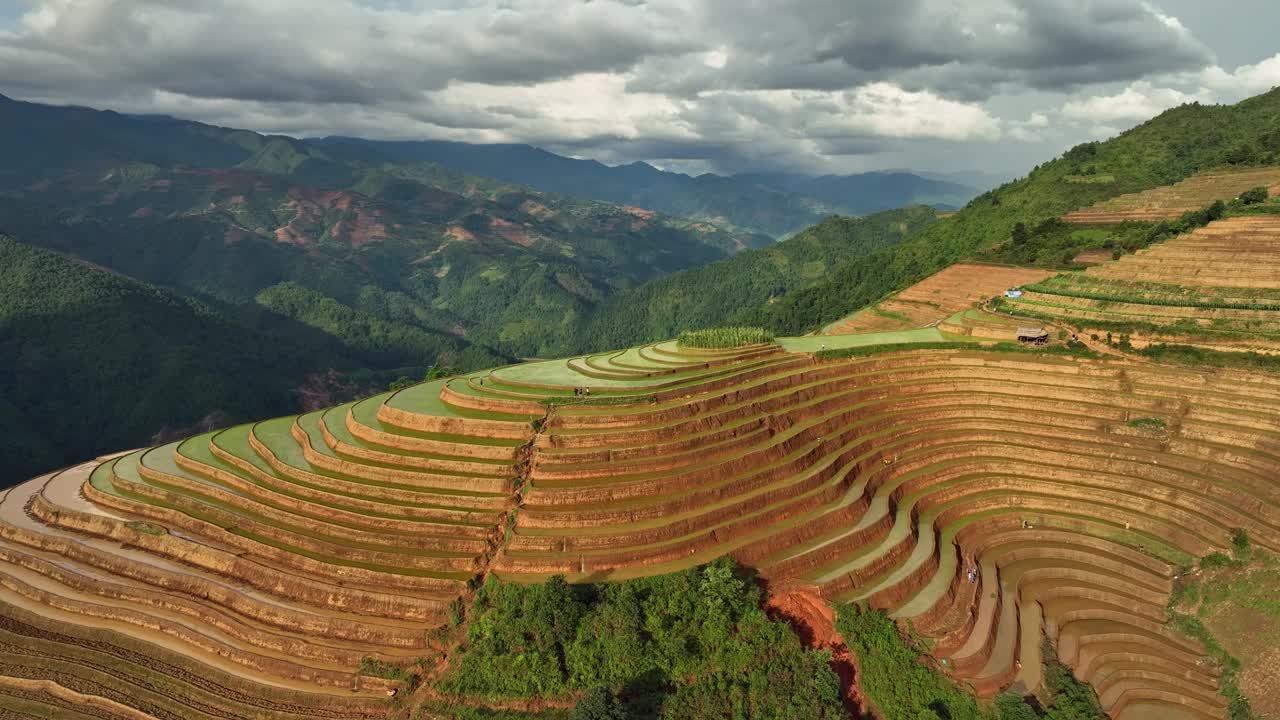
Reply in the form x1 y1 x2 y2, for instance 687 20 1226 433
1016 327 1049 345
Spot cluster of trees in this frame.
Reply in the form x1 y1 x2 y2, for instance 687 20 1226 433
423 569 1191 720
437 559 846 719
994 644 1108 720
1238 186 1271 205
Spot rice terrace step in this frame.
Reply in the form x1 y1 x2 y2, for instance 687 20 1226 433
4 332 1278 719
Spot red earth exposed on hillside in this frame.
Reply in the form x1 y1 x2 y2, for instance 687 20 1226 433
766 587 868 719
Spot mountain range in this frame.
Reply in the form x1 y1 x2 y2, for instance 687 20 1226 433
0 94 956 484
0 93 773 360
315 136 981 237
4 87 1278 486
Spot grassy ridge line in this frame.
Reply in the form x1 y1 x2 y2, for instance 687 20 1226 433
751 89 1280 336
1023 284 1280 310
992 299 1280 344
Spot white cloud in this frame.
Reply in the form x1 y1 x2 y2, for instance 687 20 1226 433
1061 80 1209 123
841 83 1002 141
1200 53 1280 100
435 73 693 143
1008 111 1050 142
703 49 728 70
693 84 1001 148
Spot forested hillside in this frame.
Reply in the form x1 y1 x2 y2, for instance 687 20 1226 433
572 205 939 352
0 236 344 486
750 89 1280 334
0 200 509 370
0 95 768 360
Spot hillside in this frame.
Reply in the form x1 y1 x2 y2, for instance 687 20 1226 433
821 263 1054 335
313 137 978 237
2 324 1278 718
1000 208 1280 354
0 236 361 487
0 96 769 359
751 89 1280 335
571 205 940 353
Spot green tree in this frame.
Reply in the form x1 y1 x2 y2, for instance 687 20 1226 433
572 687 629 720
997 693 1041 720
1012 222 1031 246
1239 186 1270 204
442 559 844 718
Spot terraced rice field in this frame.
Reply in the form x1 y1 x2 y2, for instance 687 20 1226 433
1062 166 1280 224
1003 215 1280 352
2 334 1277 718
822 263 1054 335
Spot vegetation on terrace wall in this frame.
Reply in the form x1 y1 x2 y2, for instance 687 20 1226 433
994 652 1109 720
990 297 1279 346
1139 344 1280 373
749 89 1280 336
677 327 773 349
1166 534 1262 720
1029 641 1108 720
814 341 1101 362
839 605 1107 720
418 705 569 720
836 604 985 720
436 559 845 719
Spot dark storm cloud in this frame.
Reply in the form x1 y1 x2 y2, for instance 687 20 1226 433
628 0 1213 99
0 0 1264 176
0 0 696 104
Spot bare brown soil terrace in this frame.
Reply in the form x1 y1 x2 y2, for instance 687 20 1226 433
1062 167 1280 224
824 263 1054 334
1 336 1275 718
1004 215 1280 353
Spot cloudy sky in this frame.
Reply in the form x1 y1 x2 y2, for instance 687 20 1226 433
1 0 1277 179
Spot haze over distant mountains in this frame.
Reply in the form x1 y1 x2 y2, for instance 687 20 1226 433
313 137 983 237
